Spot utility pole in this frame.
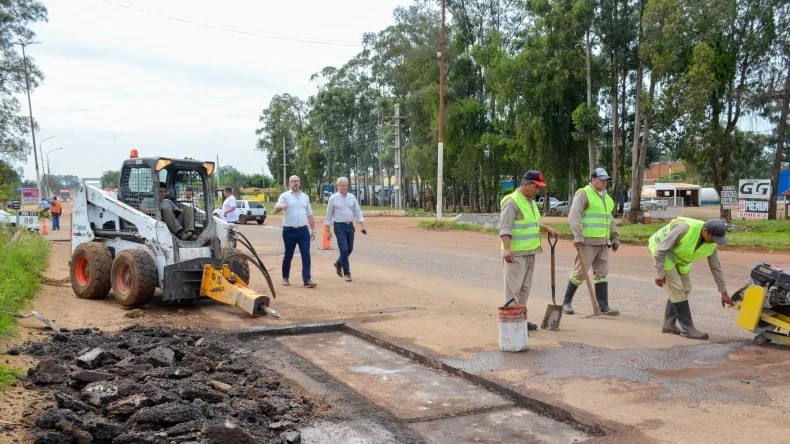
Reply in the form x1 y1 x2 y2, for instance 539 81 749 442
394 104 402 209
437 0 446 221
282 136 287 191
377 109 384 207
16 40 42 198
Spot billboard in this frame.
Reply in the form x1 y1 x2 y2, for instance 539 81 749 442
738 199 769 219
720 185 736 209
22 188 40 205
738 179 771 200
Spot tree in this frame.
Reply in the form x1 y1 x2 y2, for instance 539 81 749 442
0 0 48 163
0 159 21 201
100 170 121 189
255 94 307 190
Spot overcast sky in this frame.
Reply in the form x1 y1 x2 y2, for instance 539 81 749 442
18 0 412 181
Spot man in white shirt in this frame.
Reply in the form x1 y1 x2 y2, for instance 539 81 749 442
325 177 366 282
274 175 317 288
221 186 239 223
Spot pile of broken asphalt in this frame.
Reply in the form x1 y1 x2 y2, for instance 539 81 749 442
7 325 310 444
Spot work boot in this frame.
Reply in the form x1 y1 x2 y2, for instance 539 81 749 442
562 282 578 314
672 300 709 340
527 322 538 331
594 282 619 316
662 300 682 335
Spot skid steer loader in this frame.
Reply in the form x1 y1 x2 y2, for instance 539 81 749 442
69 149 279 317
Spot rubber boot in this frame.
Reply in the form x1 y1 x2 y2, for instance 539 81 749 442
672 300 709 340
562 282 578 314
661 300 682 335
594 282 619 316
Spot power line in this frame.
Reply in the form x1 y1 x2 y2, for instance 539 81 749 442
98 0 362 47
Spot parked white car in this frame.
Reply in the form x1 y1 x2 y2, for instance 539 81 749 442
0 209 14 226
212 200 267 224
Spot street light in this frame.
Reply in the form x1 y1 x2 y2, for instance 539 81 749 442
46 147 63 199
39 136 56 189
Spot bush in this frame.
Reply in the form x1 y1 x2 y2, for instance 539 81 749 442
0 227 49 337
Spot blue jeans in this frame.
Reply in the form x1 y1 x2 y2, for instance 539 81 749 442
52 213 60 230
334 222 355 276
282 226 311 283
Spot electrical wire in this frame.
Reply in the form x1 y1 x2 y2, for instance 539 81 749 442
98 0 362 47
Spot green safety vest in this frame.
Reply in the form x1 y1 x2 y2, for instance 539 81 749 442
500 191 541 252
580 185 614 239
648 217 716 274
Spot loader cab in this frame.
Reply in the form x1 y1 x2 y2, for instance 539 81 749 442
117 155 215 240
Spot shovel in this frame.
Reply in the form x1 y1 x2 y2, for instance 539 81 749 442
540 233 563 330
0 310 56 330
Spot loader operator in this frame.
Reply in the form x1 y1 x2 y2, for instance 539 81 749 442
649 217 734 340
142 184 197 241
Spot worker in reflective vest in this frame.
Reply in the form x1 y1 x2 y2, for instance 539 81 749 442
649 217 734 340
500 170 558 331
562 168 620 316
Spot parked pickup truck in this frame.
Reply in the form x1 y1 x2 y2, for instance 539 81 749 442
213 200 267 224
641 199 670 211
624 199 669 212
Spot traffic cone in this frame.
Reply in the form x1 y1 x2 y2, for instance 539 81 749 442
40 217 48 235
321 225 332 250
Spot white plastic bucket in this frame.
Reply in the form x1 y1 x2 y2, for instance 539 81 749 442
498 304 528 352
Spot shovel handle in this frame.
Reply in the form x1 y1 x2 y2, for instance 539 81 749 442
577 248 602 316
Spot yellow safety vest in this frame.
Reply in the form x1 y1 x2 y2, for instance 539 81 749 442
648 217 717 274
500 191 541 252
580 185 614 239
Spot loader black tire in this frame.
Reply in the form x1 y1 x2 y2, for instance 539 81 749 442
111 249 158 307
71 242 113 299
222 247 251 284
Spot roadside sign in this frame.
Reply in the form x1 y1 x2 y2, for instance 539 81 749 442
738 179 771 200
721 185 737 209
10 201 20 210
738 199 769 219
17 211 40 230
22 187 40 205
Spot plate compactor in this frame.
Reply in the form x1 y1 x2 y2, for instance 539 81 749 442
731 263 790 346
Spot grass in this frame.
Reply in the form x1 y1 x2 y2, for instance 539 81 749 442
0 366 22 390
420 219 790 251
0 227 49 389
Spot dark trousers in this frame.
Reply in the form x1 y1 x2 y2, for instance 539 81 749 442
282 226 311 283
334 222 355 276
52 213 60 230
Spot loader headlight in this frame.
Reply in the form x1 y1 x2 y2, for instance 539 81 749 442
155 158 172 171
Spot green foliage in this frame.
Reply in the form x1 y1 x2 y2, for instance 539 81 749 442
0 0 48 164
100 170 120 188
0 227 49 337
0 365 22 390
0 159 21 201
252 0 785 214
424 218 790 251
